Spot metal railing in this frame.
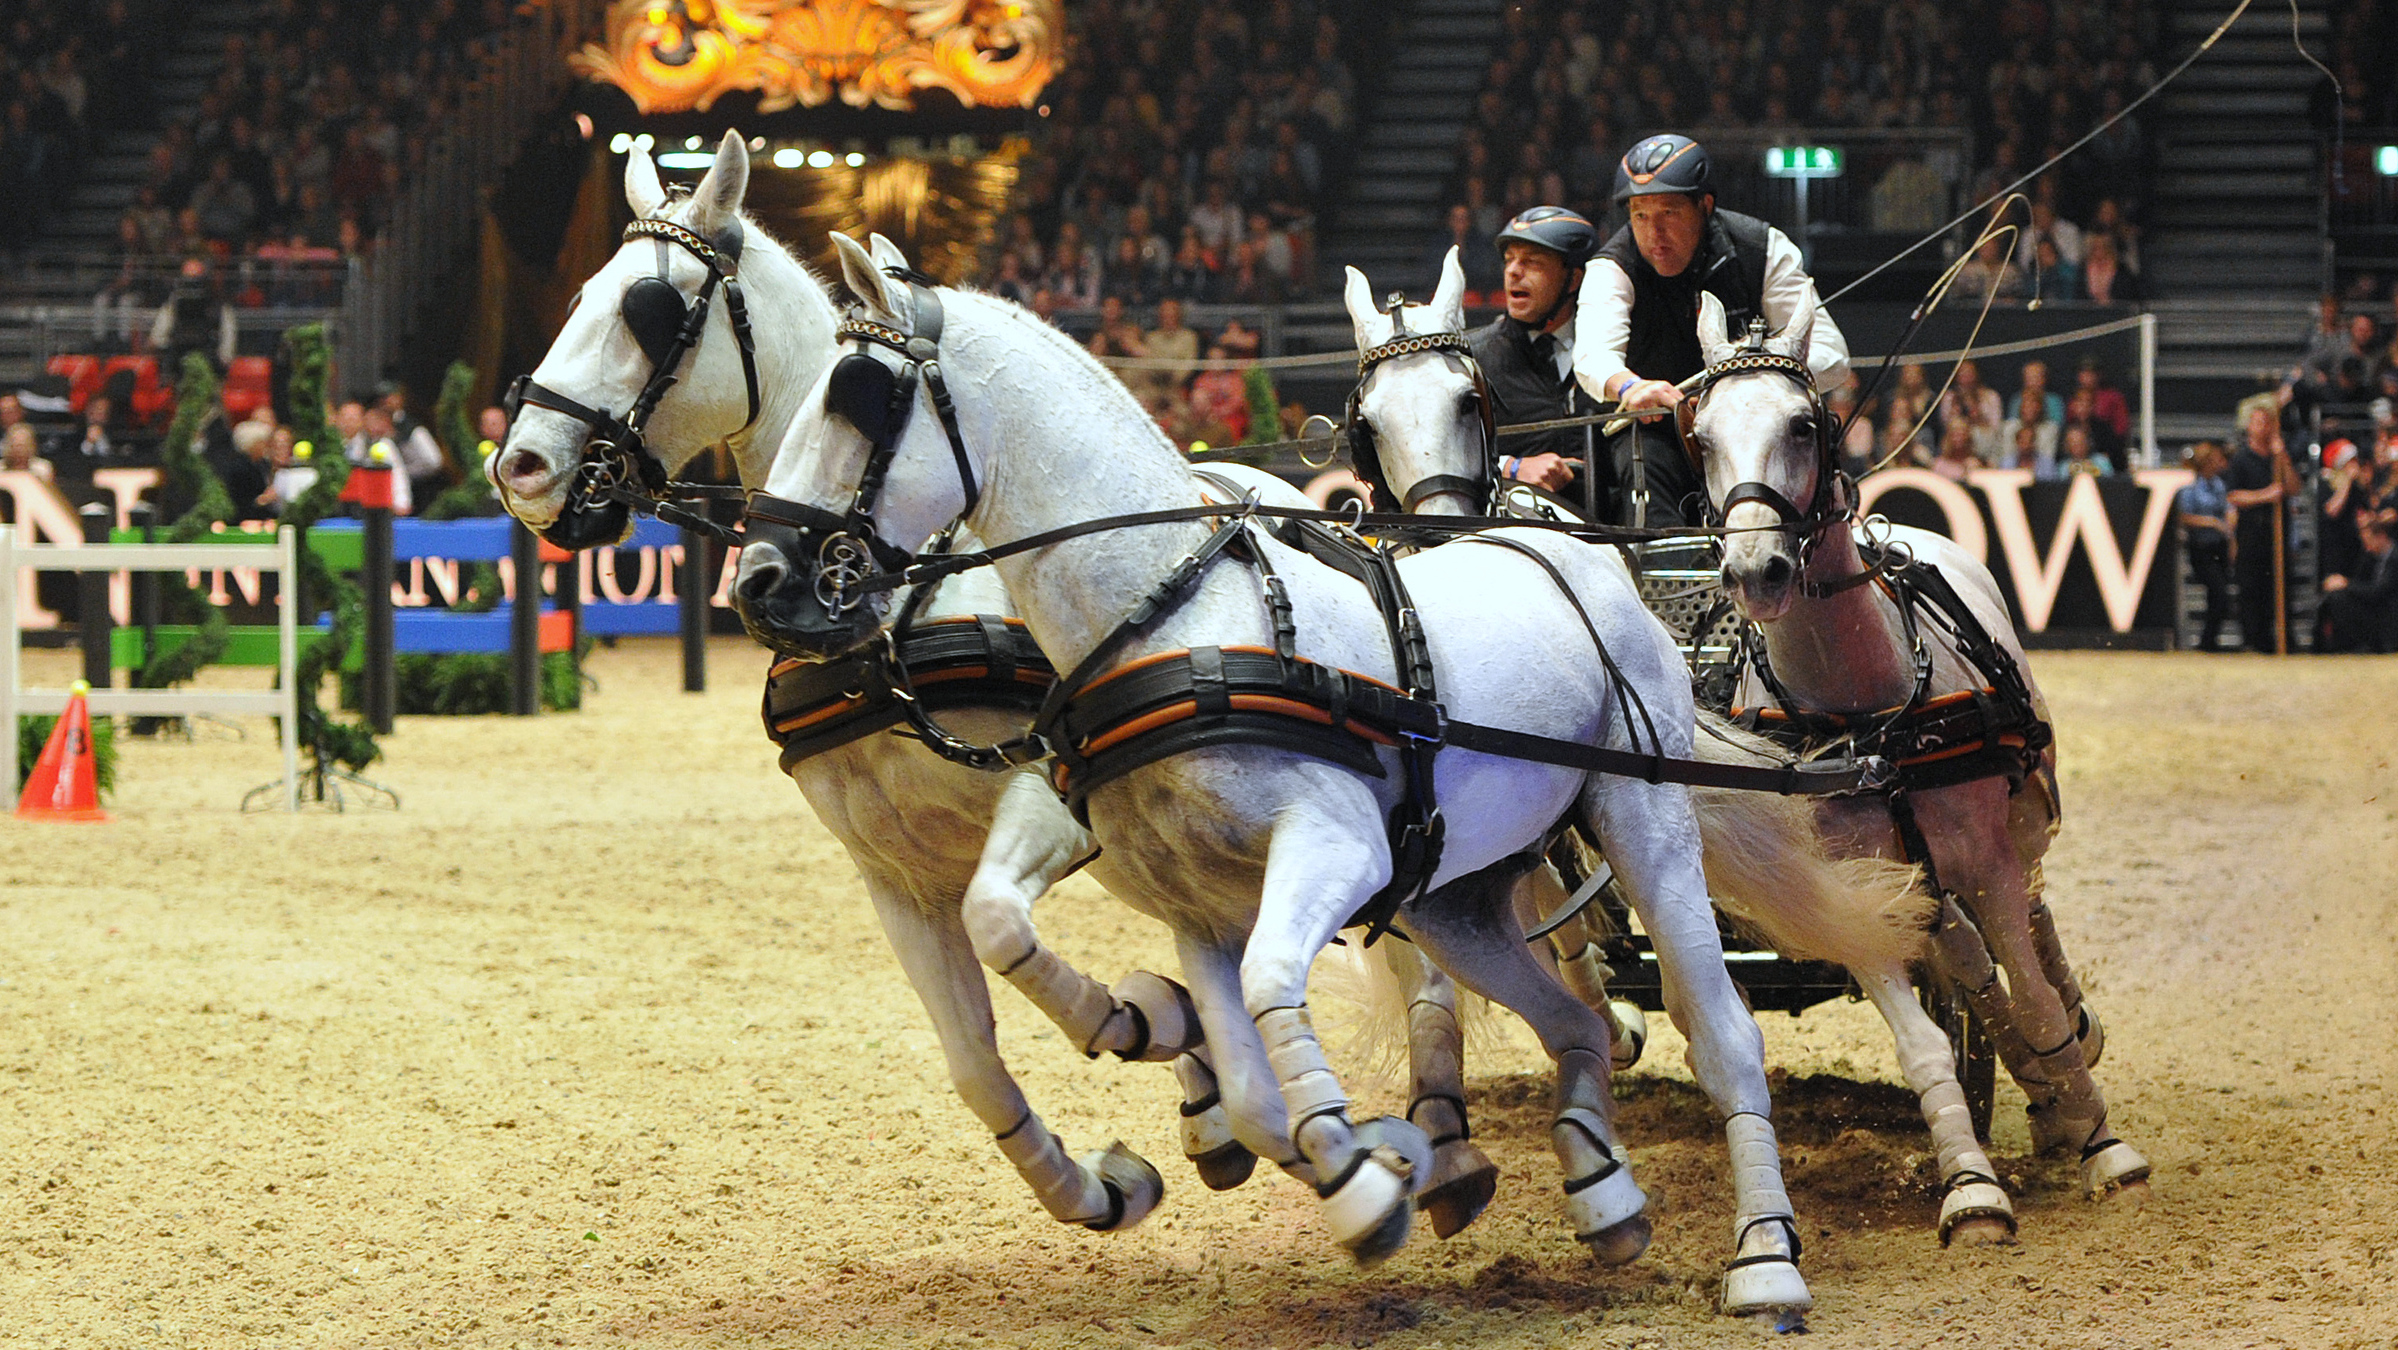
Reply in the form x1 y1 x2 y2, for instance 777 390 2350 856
338 0 607 391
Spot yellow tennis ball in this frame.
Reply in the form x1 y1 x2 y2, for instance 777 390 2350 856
293 440 314 460
70 679 91 696
1189 439 1209 453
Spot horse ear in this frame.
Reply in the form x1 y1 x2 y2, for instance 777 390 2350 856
1697 292 1737 368
625 141 666 218
1772 282 1819 365
1343 265 1380 344
685 129 750 233
1430 246 1467 329
833 232 912 324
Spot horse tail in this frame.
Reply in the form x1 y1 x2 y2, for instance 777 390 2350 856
1687 710 1933 973
1314 938 1501 1086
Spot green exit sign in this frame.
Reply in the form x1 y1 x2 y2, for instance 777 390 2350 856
2379 145 2398 176
1764 145 1844 178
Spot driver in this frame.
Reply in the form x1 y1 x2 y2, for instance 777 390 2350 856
1573 133 1853 528
1467 205 1611 518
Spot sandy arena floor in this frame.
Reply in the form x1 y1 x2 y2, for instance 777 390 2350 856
2 639 2393 1348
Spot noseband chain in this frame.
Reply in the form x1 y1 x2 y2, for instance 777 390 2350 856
1344 298 1500 514
745 272 983 616
499 214 760 543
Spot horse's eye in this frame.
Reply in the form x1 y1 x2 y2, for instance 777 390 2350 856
1788 414 1815 440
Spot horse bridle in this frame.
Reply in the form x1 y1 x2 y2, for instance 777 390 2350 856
743 269 982 616
1673 318 1845 552
496 213 760 543
1343 294 1500 513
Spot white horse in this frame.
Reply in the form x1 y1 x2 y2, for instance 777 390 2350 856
1688 288 2151 1208
1343 248 2022 1244
734 234 1931 1317
489 135 1267 1232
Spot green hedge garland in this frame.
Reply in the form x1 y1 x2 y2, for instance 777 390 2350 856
276 324 382 772
14 714 116 797
133 353 235 690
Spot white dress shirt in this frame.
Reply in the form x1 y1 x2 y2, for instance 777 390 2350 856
1571 221 1853 402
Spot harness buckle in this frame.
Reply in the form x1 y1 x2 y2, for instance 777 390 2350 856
997 734 1051 766
815 531 877 615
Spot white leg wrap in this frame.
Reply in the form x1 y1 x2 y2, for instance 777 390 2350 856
1918 1079 1991 1184
1001 944 1141 1059
1319 1147 1411 1254
994 1113 1112 1227
1256 1006 1350 1148
1721 1114 1811 1317
1112 970 1203 1061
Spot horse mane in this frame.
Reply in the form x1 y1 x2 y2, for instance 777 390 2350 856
939 287 1188 462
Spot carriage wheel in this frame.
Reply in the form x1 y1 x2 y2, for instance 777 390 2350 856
1919 976 1997 1142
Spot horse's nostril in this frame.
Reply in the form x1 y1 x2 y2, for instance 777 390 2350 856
504 451 550 486
736 558 786 606
1760 555 1795 591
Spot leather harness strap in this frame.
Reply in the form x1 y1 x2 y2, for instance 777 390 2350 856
761 613 1054 771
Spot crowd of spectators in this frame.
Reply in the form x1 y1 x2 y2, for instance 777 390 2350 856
1440 0 2156 301
1824 354 2137 482
1 0 175 259
988 0 1377 311
92 0 525 320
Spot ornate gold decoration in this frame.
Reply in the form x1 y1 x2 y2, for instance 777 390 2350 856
573 0 1058 113
747 145 1021 284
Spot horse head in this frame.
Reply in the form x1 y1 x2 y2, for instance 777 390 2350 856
493 130 803 549
1688 288 1832 622
735 232 989 659
1338 249 1493 517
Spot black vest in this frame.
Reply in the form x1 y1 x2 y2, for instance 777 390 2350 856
1597 207 1773 386
1468 315 1612 518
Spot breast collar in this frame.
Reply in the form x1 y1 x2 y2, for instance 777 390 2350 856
497 215 761 538
742 268 982 618
1342 293 1500 513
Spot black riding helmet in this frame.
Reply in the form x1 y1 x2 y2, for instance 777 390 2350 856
1493 205 1600 269
1613 133 1712 202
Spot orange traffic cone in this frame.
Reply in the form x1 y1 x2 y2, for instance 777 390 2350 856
17 680 110 822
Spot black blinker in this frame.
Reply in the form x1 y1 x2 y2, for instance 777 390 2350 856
502 374 527 424
826 350 901 443
621 277 689 368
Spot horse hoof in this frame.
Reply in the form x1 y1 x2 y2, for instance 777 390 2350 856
1721 1259 1813 1319
1350 1116 1435 1198
1608 1001 1648 1071
2082 1141 2151 1199
1417 1139 1499 1239
1938 1178 2017 1247
1579 1212 1653 1266
1321 1148 1415 1266
1180 1096 1255 1190
1078 1142 1164 1232
1564 1158 1650 1262
2074 1003 2105 1068
1188 1140 1258 1191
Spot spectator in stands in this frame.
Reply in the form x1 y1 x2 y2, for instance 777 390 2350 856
2075 359 2132 441
1142 297 1200 409
1185 345 1250 445
259 426 316 513
1043 221 1100 310
2177 442 2234 651
2048 424 2112 480
224 418 276 520
1434 204 1504 297
2079 233 2138 303
71 397 114 464
2315 513 2398 653
2065 388 2127 473
1941 359 2006 463
2228 398 2297 653
2018 359 2065 425
1930 420 1980 481
1088 294 1149 364
188 155 257 244
1828 385 1877 480
3 425 53 483
1954 237 2023 300
1884 362 1936 459
2088 198 2141 275
1163 229 1215 302
2029 237 2078 305
2001 389 2057 473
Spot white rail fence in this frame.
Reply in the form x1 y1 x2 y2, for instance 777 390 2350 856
0 524 300 812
